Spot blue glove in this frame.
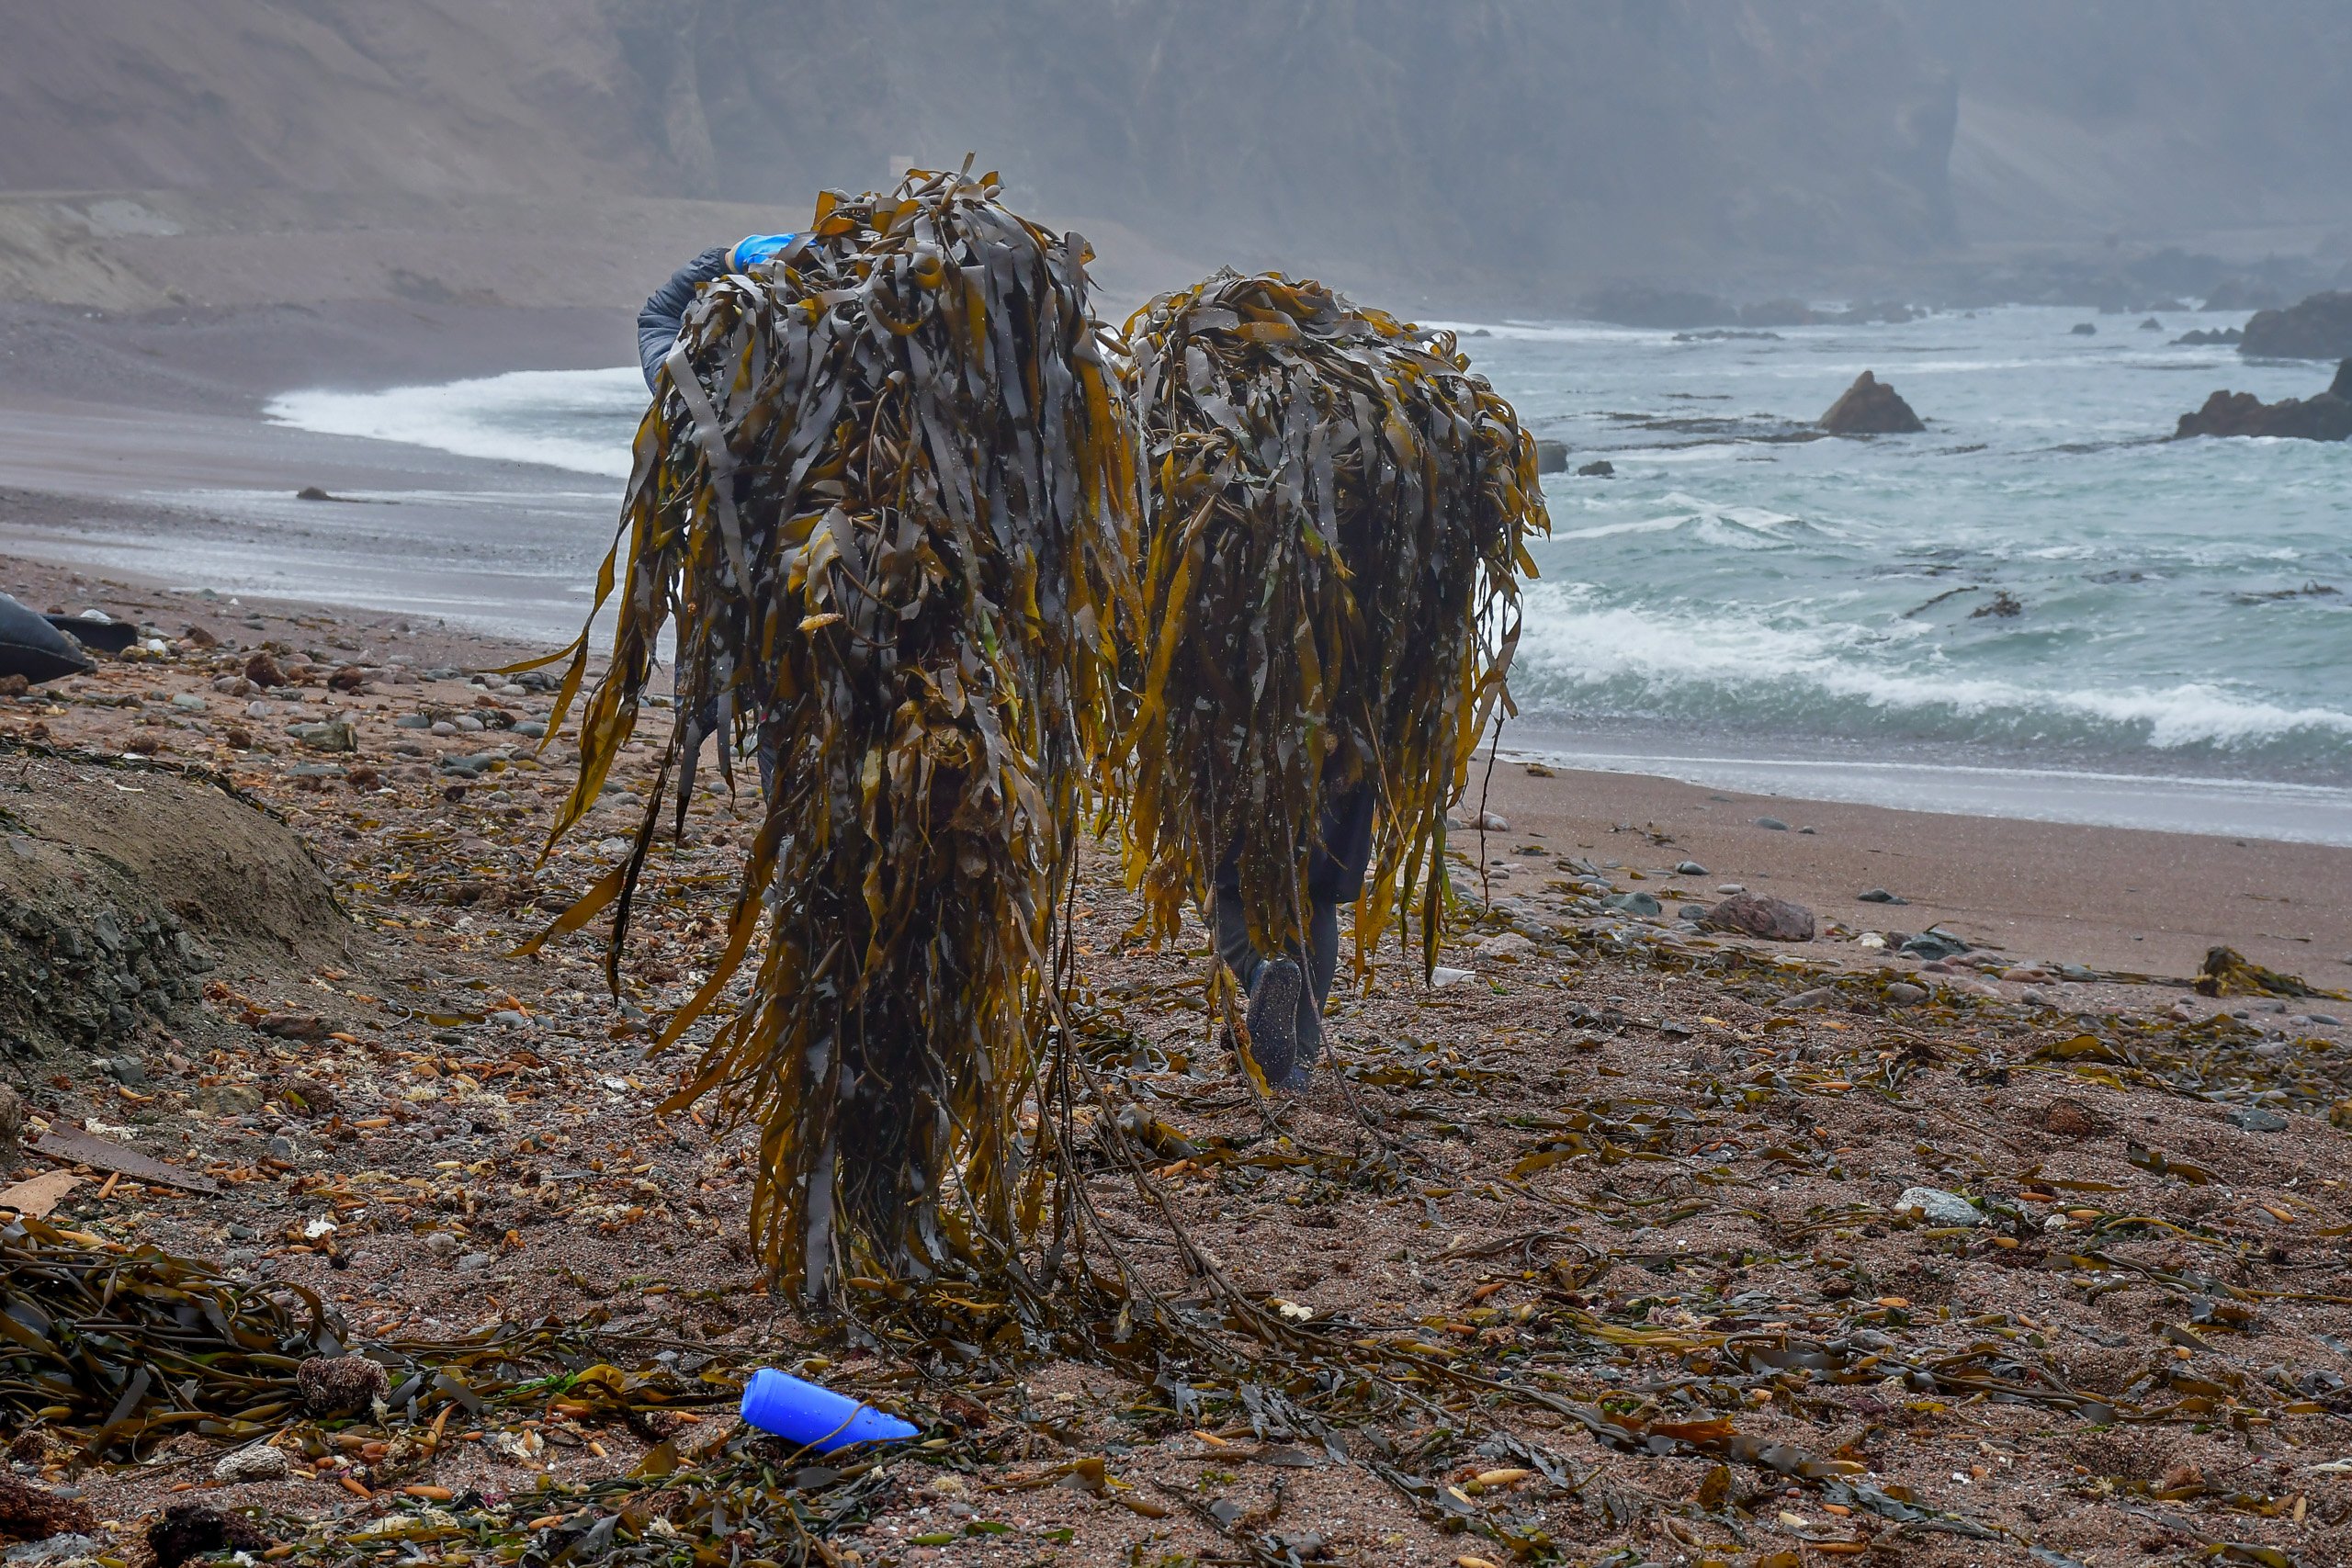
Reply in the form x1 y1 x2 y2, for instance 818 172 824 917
730 233 801 270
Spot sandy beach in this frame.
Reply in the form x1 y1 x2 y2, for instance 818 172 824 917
6 550 2352 1566
5 307 2352 1568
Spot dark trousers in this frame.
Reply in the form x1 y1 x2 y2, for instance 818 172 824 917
1213 784 1374 1057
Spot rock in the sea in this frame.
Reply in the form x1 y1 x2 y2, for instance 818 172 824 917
2239 290 2352 359
1970 590 2023 618
2173 358 2352 441
1896 1186 1984 1226
2140 317 2163 331
1819 370 1923 434
1700 892 1815 942
1534 439 1568 474
2070 321 2098 335
2173 325 2243 346
1576 459 1615 478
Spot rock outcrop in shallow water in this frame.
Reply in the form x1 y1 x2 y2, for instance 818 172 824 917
1819 370 1924 434
2239 292 2352 360
2174 358 2352 442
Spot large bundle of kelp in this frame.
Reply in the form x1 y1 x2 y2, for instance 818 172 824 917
1118 270 1547 978
535 165 1136 1299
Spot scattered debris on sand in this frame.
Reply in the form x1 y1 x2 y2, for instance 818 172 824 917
2 564 2349 1564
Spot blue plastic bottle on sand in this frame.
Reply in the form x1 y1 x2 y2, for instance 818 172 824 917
739 1368 921 1453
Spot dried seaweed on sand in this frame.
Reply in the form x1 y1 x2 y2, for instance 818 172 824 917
1116 270 1548 980
528 164 1137 1299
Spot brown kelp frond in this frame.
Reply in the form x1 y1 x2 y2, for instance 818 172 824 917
0 1215 733 1460
1117 269 1548 978
539 165 1138 1300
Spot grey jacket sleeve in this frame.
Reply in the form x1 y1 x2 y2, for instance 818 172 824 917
638 244 736 393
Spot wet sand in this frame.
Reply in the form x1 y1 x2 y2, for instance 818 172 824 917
1473 757 2352 986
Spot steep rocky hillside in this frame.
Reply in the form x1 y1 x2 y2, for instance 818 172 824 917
0 0 1960 310
1898 0 2352 246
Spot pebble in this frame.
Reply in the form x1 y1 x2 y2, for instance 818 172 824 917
1429 966 1476 989
1884 982 1928 1005
425 1233 460 1258
1700 891 1815 942
1755 816 1789 830
213 1444 295 1483
2309 1013 2343 1027
1856 887 1906 905
1786 987 1838 1009
2228 1106 2289 1133
266 1134 297 1161
1896 1186 1984 1226
1674 861 1708 875
1474 932 1537 963
1715 883 1745 895
457 1251 495 1272
1601 891 1662 918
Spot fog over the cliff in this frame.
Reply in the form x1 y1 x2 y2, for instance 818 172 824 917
1 0 2347 312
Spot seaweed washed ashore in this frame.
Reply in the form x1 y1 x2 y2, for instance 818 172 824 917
3 563 2352 1566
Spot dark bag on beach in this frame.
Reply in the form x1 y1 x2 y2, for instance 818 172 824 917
0 592 96 683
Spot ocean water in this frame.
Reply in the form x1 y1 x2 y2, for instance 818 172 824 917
1429 309 2352 792
262 306 2352 834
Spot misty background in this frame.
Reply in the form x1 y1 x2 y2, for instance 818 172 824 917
5 0 2351 321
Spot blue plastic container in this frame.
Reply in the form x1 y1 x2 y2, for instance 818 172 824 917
739 1368 921 1453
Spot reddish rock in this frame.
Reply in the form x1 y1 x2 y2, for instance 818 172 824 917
243 650 288 687
2174 358 2352 441
0 1472 96 1544
1700 892 1816 942
1819 370 1923 434
2042 1099 2099 1139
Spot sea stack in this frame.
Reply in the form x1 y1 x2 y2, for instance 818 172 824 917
1819 370 1924 434
2174 357 2352 441
2238 291 2352 360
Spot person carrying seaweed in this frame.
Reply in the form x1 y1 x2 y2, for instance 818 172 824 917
636 233 801 392
536 165 1137 1301
1120 270 1548 1091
